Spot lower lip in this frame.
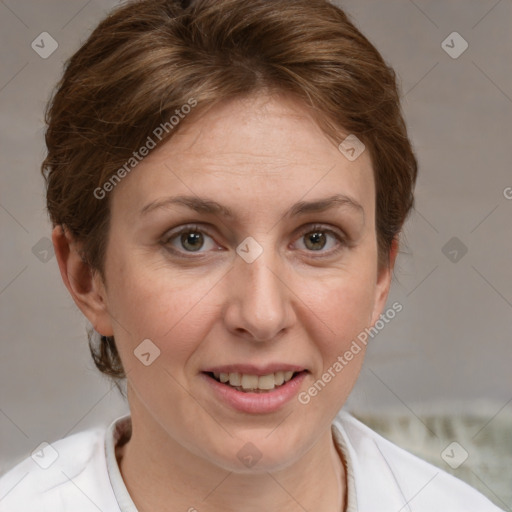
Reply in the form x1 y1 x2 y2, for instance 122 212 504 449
201 372 308 414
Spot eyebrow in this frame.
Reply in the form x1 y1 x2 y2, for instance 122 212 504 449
140 193 364 220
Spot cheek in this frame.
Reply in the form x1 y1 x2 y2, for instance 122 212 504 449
297 266 377 350
105 254 221 371
293 273 374 413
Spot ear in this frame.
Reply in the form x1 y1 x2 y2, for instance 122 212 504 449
52 225 114 336
370 236 399 326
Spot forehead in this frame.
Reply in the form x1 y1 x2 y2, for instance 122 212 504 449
111 93 375 224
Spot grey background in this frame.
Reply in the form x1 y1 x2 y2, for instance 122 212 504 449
1 0 511 489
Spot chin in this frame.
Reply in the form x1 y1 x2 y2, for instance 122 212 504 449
201 433 308 475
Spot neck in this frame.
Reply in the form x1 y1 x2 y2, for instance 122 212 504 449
117 401 346 512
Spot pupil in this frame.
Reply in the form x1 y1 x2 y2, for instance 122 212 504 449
306 232 325 250
182 232 203 251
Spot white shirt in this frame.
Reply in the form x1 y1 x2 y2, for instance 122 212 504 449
0 410 503 511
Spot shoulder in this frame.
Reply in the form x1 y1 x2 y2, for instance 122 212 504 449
333 410 504 512
0 426 119 512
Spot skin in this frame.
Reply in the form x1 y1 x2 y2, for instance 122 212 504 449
53 92 398 512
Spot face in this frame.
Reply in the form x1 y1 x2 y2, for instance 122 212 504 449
94 93 392 472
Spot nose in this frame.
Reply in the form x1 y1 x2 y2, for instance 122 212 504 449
223 245 294 343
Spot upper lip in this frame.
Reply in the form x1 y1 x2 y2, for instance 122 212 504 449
202 364 307 376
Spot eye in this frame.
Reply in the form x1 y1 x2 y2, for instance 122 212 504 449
293 224 346 256
162 224 219 255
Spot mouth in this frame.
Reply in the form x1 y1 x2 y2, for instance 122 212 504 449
200 366 309 414
203 370 307 393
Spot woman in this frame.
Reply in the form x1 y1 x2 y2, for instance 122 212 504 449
0 0 503 511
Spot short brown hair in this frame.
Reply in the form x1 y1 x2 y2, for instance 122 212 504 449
42 0 418 385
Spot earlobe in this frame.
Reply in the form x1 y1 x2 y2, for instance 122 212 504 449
52 225 114 336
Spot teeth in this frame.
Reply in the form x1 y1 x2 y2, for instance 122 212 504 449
241 374 259 390
258 374 276 390
283 371 294 381
214 370 298 391
229 372 241 386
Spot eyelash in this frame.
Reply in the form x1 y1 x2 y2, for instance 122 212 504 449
161 223 347 259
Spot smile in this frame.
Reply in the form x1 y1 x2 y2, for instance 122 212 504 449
208 370 299 392
201 368 309 414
